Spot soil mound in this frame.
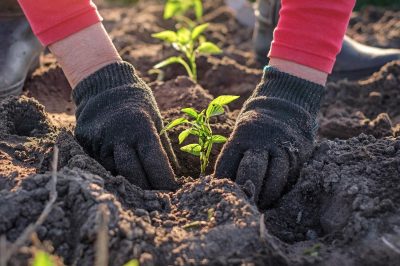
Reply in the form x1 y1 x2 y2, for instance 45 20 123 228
1 81 399 265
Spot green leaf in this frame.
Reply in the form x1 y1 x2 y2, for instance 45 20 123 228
210 95 240 106
205 96 239 118
163 2 175 19
163 0 182 19
33 251 54 266
177 27 191 44
193 0 203 21
160 117 188 135
198 35 206 44
181 107 198 118
191 23 209 40
152 30 177 43
196 42 222 54
154 56 182 69
211 135 227 143
123 259 140 266
181 144 201 156
154 56 193 78
206 103 224 118
178 129 192 144
196 111 205 123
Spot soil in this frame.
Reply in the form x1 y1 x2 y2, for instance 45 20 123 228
1 1 400 265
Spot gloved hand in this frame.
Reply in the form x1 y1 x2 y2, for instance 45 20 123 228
73 62 178 190
215 67 325 209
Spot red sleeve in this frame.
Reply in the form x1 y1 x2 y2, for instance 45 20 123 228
269 0 356 73
17 0 102 46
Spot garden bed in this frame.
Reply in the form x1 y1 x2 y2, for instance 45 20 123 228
1 1 400 265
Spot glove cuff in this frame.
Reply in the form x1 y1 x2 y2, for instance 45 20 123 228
256 66 326 116
72 61 141 105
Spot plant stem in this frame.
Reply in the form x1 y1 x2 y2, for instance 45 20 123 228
178 59 194 80
190 54 197 82
204 141 213 171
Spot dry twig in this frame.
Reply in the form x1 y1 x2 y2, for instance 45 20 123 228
259 213 266 243
0 235 6 266
382 236 400 254
95 204 110 266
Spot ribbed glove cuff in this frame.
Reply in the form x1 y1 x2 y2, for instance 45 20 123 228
257 66 326 116
72 61 141 105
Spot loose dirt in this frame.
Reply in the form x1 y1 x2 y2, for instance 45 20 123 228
1 1 400 265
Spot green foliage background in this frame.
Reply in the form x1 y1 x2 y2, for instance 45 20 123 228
355 0 400 9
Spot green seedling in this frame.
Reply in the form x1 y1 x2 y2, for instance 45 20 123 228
160 95 239 176
164 0 203 25
32 250 55 266
152 23 222 81
123 259 140 266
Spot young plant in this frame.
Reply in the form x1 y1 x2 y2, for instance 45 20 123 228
164 0 203 24
152 23 221 81
160 95 239 176
32 250 55 266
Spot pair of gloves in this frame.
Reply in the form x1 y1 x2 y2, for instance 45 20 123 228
73 62 325 208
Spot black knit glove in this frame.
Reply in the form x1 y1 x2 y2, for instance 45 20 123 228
215 67 325 209
73 62 178 190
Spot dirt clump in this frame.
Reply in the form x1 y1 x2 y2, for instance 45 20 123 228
320 61 400 139
266 134 400 265
0 97 57 191
348 7 400 48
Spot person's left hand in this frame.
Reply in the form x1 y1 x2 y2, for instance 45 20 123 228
215 67 325 209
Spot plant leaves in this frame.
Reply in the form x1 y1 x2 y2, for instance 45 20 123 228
211 135 227 143
210 95 240 106
164 1 180 19
181 144 201 156
206 103 224 118
178 129 192 144
160 117 188 135
205 96 239 118
196 111 205 123
198 35 206 44
154 56 193 78
123 259 140 266
154 56 182 69
193 0 203 21
191 23 209 40
196 42 222 54
33 251 54 266
181 107 198 118
152 30 178 43
177 27 191 44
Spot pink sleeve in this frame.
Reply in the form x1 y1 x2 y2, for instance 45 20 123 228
17 0 102 46
269 0 356 73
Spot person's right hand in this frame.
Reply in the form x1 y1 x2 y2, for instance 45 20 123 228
73 62 178 190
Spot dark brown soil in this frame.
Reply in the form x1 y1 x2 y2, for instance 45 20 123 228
1 1 400 265
348 6 400 48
